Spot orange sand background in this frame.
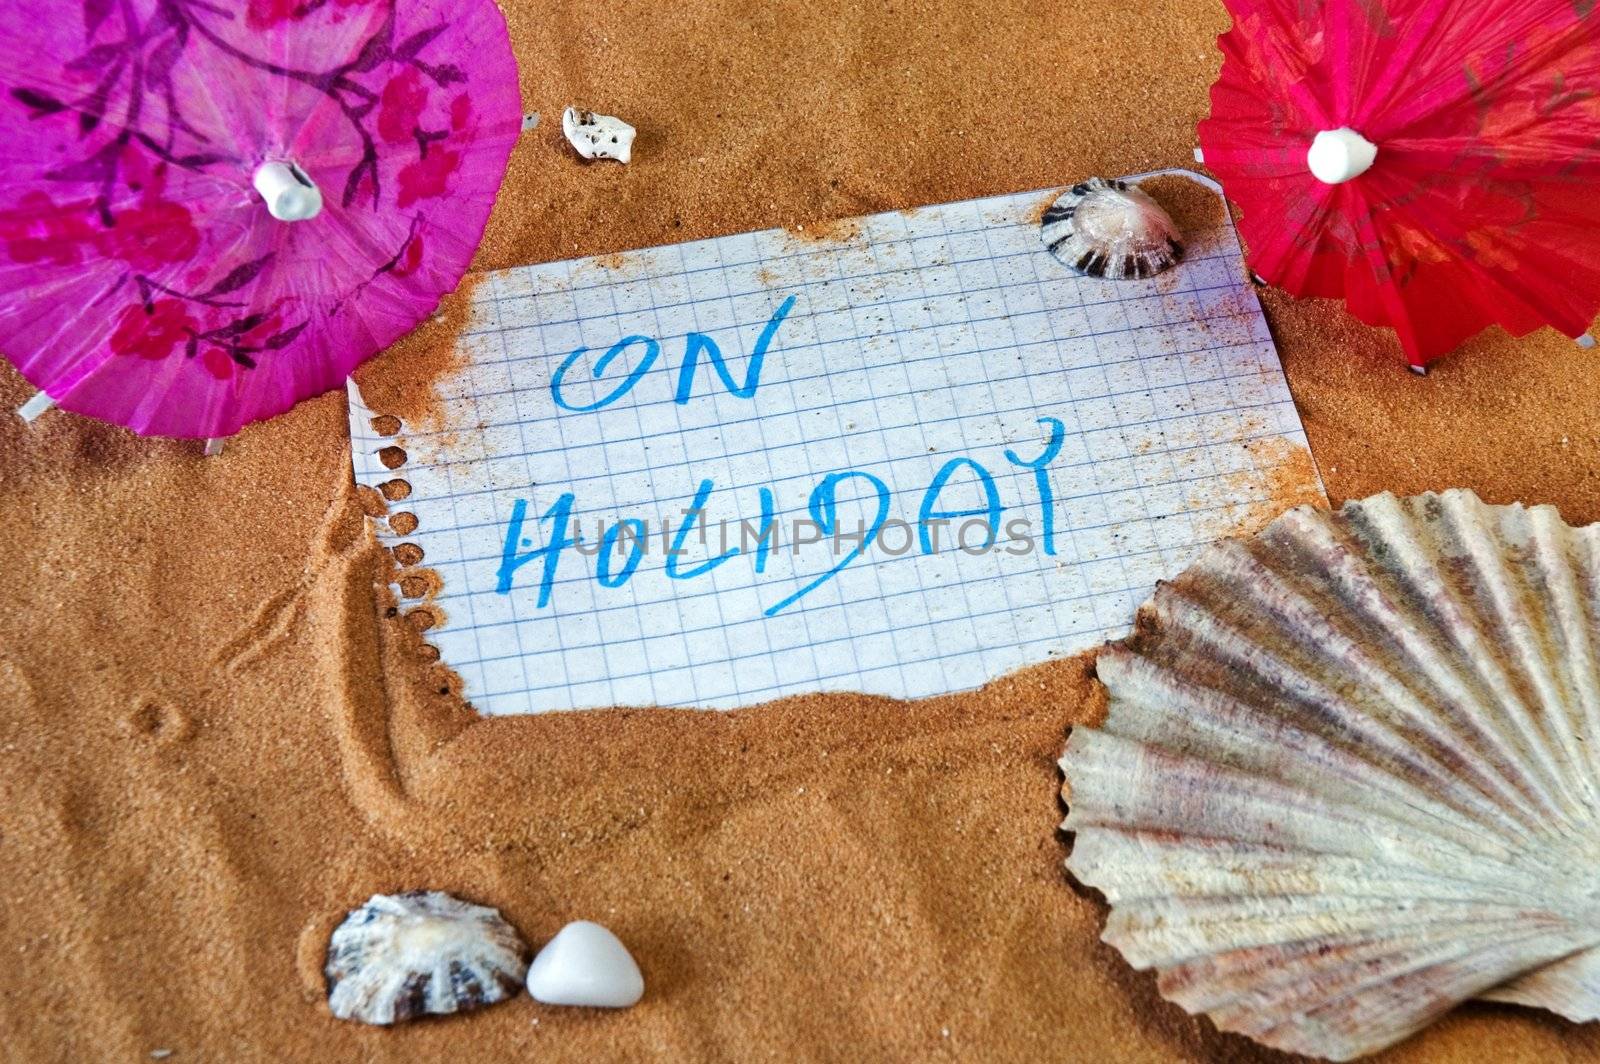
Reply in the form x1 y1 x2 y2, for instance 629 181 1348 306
4 1 1600 1061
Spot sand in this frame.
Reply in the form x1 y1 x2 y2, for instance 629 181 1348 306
3 0 1600 1061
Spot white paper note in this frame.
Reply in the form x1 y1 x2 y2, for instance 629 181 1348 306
348 170 1323 714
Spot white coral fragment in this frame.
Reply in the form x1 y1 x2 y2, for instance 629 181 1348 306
562 106 635 164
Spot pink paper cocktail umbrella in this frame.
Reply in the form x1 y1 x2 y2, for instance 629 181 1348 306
1198 0 1600 370
0 0 520 440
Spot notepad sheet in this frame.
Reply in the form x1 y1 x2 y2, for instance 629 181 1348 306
348 170 1323 714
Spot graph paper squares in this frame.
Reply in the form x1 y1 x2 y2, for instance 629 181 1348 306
348 171 1322 714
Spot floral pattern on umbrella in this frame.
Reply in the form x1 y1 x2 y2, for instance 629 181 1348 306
0 0 520 436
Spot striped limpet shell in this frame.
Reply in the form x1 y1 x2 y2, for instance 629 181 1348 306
325 891 530 1025
1040 178 1183 279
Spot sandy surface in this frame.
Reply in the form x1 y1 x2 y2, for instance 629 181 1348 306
4 1 1600 1062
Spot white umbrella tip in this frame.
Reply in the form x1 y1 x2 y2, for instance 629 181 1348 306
17 391 54 423
1307 128 1377 185
253 161 323 222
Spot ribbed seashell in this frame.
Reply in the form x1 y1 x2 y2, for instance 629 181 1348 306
1039 177 1183 279
325 891 530 1025
1060 489 1600 1060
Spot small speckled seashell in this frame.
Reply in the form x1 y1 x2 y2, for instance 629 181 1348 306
1040 177 1182 279
325 891 530 1025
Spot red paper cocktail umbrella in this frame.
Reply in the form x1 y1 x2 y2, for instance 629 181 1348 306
1198 0 1600 368
0 0 520 440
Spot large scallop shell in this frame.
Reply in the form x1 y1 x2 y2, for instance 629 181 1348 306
1059 489 1600 1060
325 891 531 1025
1039 177 1183 279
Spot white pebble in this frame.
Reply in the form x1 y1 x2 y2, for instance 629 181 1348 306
562 107 636 164
526 921 644 1008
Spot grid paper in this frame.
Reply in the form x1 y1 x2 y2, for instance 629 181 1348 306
348 170 1324 714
